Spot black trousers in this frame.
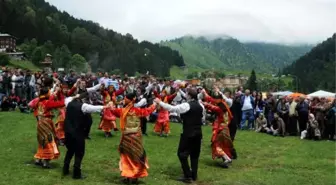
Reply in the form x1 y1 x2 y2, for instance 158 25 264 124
229 120 238 141
64 133 85 171
177 134 202 180
140 117 147 134
298 112 308 132
84 114 92 137
288 116 298 135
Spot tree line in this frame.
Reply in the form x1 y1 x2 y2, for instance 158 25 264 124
0 0 185 76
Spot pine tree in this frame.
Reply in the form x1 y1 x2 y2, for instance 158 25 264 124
246 69 257 91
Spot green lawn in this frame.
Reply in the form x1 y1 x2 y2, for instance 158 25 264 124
0 111 334 185
8 60 41 71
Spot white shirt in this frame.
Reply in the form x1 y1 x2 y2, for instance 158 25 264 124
159 100 206 122
134 98 147 108
219 92 233 108
65 97 104 114
242 95 253 111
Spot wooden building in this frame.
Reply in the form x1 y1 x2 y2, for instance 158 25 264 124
0 33 17 52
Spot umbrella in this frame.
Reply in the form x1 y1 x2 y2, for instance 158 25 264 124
288 92 306 98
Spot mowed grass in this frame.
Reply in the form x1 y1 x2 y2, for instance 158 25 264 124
0 111 335 185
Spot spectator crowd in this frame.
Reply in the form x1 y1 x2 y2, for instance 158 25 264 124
0 67 335 141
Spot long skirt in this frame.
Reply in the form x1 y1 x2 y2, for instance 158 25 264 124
211 127 233 159
119 132 149 179
56 108 66 140
35 117 60 160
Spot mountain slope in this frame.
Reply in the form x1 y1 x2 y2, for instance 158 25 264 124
161 36 312 72
284 34 335 93
0 0 185 76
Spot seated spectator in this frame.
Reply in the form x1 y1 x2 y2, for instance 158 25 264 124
255 113 267 133
18 98 29 113
266 113 285 137
300 114 321 140
9 91 19 110
1 96 10 111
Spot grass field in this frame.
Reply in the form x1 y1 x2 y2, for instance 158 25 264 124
8 60 41 71
0 111 334 185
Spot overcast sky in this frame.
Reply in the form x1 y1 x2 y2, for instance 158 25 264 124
46 0 335 44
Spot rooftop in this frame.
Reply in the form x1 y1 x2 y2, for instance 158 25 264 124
0 33 17 38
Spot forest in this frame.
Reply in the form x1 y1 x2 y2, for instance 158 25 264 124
0 0 185 76
284 34 336 93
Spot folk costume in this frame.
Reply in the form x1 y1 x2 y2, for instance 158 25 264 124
203 93 234 168
99 84 124 137
28 88 65 168
52 83 70 145
153 90 177 136
109 93 156 183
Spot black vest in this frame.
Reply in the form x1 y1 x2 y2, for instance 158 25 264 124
180 100 203 137
64 100 86 139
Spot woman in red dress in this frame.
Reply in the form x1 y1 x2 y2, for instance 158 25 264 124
99 84 125 137
153 89 177 137
28 87 65 168
202 89 234 168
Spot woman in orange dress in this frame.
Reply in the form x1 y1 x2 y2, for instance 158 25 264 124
153 89 177 136
110 93 156 184
28 87 65 168
202 89 234 168
99 84 125 137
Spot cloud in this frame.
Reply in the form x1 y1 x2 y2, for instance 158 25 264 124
46 0 336 44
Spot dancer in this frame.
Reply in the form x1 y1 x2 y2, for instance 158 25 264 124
99 84 125 137
28 87 65 168
68 79 102 139
202 89 234 168
153 88 177 136
109 93 156 184
52 81 70 145
154 88 204 183
63 92 113 179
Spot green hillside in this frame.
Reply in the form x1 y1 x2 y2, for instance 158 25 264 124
162 36 312 73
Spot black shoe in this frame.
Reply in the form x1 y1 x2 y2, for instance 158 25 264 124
143 133 148 136
131 178 139 184
85 136 91 140
62 165 70 176
73 168 84 179
177 177 192 184
34 159 42 166
42 160 51 169
122 178 130 184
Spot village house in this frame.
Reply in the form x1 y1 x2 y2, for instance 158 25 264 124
204 75 248 90
0 33 16 52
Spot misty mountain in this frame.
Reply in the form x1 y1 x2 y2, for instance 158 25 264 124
161 36 313 72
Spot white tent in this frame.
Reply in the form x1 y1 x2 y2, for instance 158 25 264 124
272 91 293 96
307 90 335 98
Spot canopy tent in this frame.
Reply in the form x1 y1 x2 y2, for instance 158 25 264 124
307 90 336 98
272 91 293 96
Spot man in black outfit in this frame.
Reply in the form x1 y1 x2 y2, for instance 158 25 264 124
154 88 204 183
63 92 112 179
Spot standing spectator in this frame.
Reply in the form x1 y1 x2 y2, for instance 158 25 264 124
313 97 329 139
296 96 309 132
288 97 298 136
2 70 11 96
240 89 255 130
326 100 336 141
277 97 289 134
254 92 265 122
265 93 276 127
